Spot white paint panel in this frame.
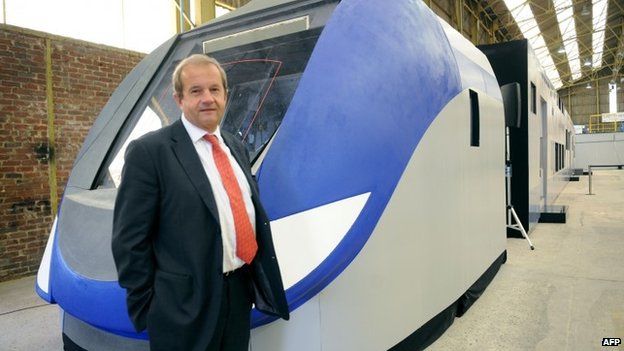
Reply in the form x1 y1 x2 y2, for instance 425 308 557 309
317 89 506 350
249 90 506 350
436 16 497 79
250 295 321 351
37 216 58 293
271 193 370 289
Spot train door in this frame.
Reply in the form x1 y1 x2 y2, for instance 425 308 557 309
540 97 548 209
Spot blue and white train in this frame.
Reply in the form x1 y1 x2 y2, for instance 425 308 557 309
37 0 510 349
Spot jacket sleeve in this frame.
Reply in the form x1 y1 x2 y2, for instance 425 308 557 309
111 140 159 332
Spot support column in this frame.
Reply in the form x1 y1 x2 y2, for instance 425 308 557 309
454 0 463 34
44 39 58 216
195 0 216 26
595 78 600 115
173 0 192 33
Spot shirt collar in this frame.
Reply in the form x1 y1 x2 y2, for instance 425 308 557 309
181 114 223 144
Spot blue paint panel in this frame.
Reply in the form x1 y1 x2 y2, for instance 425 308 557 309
252 0 462 325
35 282 53 303
258 0 461 219
50 224 147 339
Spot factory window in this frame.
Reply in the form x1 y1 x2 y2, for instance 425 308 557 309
97 28 322 188
469 89 479 147
530 82 536 114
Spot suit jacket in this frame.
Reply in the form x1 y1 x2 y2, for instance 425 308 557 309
112 119 289 351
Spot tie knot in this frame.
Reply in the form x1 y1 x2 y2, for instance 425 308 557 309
203 134 218 145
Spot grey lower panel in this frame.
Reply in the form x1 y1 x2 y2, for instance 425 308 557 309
63 311 149 351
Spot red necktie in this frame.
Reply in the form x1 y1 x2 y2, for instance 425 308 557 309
203 134 257 264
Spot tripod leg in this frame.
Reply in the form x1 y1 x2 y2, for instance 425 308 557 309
510 207 535 250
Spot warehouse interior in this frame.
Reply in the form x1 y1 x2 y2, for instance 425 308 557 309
1 0 623 350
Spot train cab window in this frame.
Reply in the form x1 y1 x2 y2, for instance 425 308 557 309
530 82 536 114
97 29 322 188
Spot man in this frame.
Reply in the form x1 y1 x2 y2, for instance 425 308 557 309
112 54 289 351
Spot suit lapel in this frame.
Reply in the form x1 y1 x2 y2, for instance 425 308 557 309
169 120 220 223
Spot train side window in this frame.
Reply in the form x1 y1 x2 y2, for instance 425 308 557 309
554 143 564 172
530 82 536 114
554 144 559 172
469 89 479 147
566 130 570 150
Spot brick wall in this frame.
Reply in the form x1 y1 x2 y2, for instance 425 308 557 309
0 25 145 282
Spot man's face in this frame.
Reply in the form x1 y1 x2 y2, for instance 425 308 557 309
174 63 227 132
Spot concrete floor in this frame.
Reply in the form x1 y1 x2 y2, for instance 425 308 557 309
429 170 624 351
0 276 62 350
0 170 622 350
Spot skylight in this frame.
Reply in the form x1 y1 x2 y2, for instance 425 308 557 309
553 0 581 80
504 0 563 88
592 0 608 67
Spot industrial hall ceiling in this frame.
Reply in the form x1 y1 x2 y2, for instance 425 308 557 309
217 0 623 91
480 0 623 90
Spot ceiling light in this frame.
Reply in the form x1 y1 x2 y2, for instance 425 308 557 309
584 59 592 67
586 82 592 89
557 46 565 54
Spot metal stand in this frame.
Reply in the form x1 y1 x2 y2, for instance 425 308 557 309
505 127 534 250
506 205 535 250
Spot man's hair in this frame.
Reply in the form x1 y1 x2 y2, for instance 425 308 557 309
172 54 228 97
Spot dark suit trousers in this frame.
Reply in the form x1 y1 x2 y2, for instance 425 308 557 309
207 266 253 351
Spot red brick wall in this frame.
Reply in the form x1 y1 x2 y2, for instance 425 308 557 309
0 25 145 282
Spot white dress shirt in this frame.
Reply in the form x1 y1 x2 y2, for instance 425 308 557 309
181 115 256 273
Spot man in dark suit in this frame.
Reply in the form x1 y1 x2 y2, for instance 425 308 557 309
112 54 289 351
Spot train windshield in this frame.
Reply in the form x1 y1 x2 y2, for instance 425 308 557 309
97 28 321 188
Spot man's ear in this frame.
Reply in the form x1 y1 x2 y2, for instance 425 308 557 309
173 92 182 107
